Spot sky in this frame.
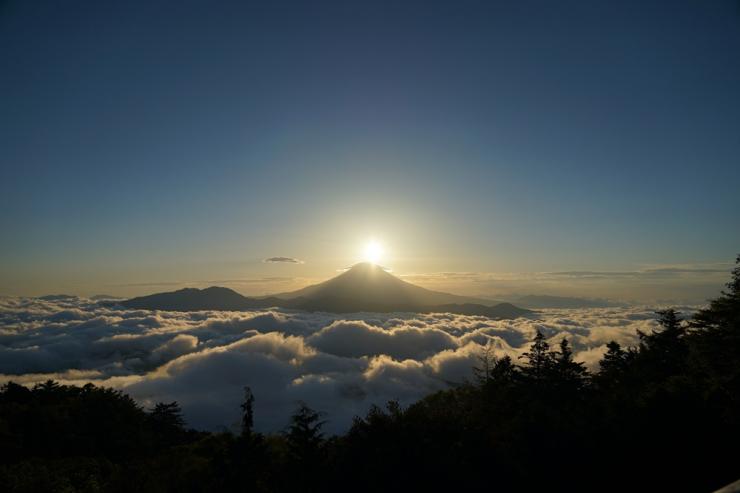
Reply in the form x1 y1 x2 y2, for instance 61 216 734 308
1 0 739 302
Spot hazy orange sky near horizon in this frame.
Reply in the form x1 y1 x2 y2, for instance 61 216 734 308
0 209 735 302
3 241 733 304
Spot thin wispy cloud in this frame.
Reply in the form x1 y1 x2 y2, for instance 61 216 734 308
207 277 296 285
547 266 732 279
263 256 305 264
401 264 731 303
402 264 732 283
111 277 299 289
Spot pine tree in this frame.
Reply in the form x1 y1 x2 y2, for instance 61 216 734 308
552 338 588 389
519 330 554 381
149 401 186 447
637 309 684 352
692 254 740 331
240 386 255 437
490 355 517 383
688 254 740 423
597 341 631 387
35 380 60 393
284 402 326 492
286 402 325 457
628 308 689 386
150 401 185 429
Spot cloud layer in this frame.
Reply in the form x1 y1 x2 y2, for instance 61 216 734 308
0 296 693 433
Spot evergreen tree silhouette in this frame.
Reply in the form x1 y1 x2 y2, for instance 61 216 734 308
693 254 740 331
636 308 687 379
688 254 740 430
148 402 185 447
596 341 634 389
490 355 517 384
552 338 588 389
284 402 326 492
150 402 185 429
286 402 325 458
519 330 554 382
240 386 255 437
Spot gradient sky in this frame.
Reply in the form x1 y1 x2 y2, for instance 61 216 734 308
1 0 739 301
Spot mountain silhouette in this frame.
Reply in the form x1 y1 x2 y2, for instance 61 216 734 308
274 263 493 305
122 286 271 311
122 263 532 318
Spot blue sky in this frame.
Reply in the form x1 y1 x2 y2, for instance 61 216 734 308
1 0 738 300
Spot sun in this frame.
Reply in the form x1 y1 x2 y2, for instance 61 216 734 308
363 240 384 264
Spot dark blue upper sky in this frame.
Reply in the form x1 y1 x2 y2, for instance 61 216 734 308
1 0 739 298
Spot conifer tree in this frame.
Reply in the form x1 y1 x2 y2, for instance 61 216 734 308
519 330 554 381
240 386 255 437
286 402 325 457
149 401 185 447
552 338 588 388
596 341 632 389
150 401 185 430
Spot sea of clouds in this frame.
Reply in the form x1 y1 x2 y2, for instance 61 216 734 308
0 296 695 434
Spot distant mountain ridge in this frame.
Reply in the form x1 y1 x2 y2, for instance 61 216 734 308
122 263 532 319
122 286 274 312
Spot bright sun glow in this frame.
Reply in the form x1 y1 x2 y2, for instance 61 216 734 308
363 241 384 264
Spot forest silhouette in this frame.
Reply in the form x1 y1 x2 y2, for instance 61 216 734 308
1 256 739 492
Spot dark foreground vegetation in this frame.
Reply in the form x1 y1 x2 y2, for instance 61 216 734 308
2 258 740 492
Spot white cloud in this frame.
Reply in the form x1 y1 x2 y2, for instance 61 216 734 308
307 320 458 360
0 295 693 433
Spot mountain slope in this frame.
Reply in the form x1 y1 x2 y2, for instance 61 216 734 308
274 263 493 305
123 287 269 311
